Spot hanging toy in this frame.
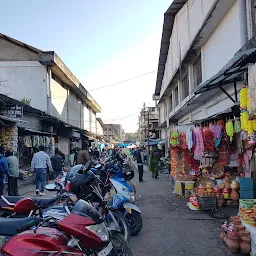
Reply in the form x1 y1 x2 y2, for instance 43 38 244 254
234 118 241 133
240 87 248 109
247 97 251 112
248 119 254 135
226 120 234 141
253 118 256 131
241 111 249 131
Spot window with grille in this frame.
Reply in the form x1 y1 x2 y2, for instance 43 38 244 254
164 102 168 117
174 86 179 107
193 54 202 88
168 93 173 113
182 73 189 100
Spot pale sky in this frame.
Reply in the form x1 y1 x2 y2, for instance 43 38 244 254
0 0 171 132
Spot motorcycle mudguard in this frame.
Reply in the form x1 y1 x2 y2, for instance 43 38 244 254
110 194 129 209
123 202 141 214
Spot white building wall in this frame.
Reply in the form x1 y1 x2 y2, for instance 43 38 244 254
91 111 96 134
83 105 90 131
202 1 242 80
160 0 216 98
68 92 81 128
0 61 47 112
159 103 165 125
96 120 103 135
51 78 68 122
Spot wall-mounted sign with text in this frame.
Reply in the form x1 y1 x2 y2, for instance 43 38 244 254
0 105 23 119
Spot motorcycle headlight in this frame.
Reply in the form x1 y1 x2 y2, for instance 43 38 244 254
130 192 136 203
85 223 109 241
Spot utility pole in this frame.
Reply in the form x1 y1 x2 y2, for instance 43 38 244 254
143 103 146 142
147 108 150 159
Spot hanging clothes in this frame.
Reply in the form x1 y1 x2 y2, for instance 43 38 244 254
186 127 193 150
218 137 229 166
193 127 204 160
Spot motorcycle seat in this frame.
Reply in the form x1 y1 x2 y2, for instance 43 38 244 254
0 217 35 236
3 196 59 209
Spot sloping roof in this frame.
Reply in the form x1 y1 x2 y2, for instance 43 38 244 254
0 33 42 54
154 0 187 96
0 33 101 113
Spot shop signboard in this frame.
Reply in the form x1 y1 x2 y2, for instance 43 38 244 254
0 104 23 119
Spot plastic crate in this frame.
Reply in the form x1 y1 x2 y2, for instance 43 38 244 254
198 196 217 210
240 190 254 199
239 178 253 191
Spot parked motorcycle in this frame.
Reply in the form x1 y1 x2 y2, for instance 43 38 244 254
65 164 131 241
1 199 133 256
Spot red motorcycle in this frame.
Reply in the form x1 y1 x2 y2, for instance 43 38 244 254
1 199 133 256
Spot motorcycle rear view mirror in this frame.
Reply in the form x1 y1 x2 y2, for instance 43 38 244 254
14 198 37 214
45 184 57 191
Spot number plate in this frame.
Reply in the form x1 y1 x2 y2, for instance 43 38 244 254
97 242 113 256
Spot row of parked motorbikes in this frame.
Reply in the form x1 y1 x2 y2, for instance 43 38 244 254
0 153 142 255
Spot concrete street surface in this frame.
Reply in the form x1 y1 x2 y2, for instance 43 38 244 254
16 167 238 256
130 166 237 256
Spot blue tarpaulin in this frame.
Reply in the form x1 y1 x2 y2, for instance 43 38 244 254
144 139 165 146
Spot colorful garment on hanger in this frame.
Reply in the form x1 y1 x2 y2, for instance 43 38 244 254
210 123 222 139
202 127 215 152
186 127 193 150
218 138 229 166
193 127 204 160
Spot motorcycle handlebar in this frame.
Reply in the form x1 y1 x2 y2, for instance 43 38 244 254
17 218 40 233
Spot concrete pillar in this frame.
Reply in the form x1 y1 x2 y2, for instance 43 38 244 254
46 67 52 115
238 0 248 46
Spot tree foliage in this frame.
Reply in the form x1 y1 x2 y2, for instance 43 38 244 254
124 132 139 141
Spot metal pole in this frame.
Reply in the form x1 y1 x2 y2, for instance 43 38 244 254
147 109 150 160
143 104 146 141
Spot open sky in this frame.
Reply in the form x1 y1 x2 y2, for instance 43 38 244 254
1 0 171 132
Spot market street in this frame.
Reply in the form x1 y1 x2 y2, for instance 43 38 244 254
130 167 235 256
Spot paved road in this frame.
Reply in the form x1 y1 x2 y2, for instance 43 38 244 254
130 166 234 256
17 166 236 256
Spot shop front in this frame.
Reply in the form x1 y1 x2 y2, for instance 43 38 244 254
170 103 244 210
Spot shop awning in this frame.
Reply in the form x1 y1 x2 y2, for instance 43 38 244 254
195 48 256 95
0 115 28 123
23 128 56 135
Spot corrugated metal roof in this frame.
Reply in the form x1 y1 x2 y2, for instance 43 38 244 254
195 48 256 94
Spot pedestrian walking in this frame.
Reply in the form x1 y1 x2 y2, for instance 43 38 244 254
73 147 79 166
0 146 8 196
58 150 65 169
135 145 144 182
31 146 53 196
149 147 160 178
77 144 90 165
51 149 62 179
6 150 19 196
93 147 100 160
69 149 75 167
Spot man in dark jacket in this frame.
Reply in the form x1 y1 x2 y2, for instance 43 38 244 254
77 144 90 165
51 149 62 179
0 146 8 195
135 146 144 182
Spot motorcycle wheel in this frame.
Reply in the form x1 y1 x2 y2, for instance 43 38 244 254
109 231 133 256
125 211 142 236
111 211 131 241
